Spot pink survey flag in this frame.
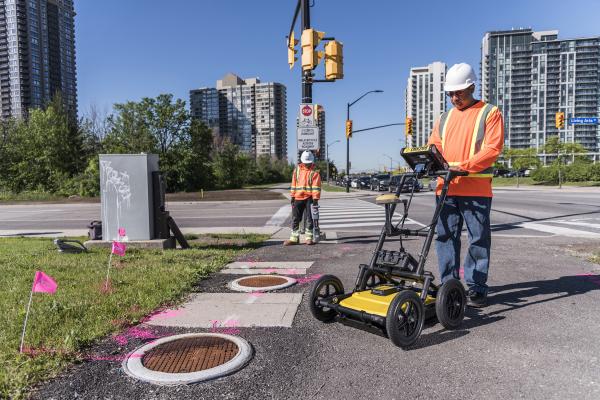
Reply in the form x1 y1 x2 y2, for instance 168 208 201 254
118 227 126 237
111 241 126 257
32 271 57 294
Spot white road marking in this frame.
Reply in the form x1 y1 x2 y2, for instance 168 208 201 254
518 222 600 238
265 204 292 227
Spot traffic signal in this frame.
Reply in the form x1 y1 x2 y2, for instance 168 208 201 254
345 119 353 139
301 28 325 71
405 117 413 135
287 31 298 69
555 111 565 129
324 40 344 80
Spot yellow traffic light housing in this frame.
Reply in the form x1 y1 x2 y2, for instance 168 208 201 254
301 28 325 71
405 117 413 135
555 111 565 129
287 31 298 69
325 40 344 80
345 119 353 139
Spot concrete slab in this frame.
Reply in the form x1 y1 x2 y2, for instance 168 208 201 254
145 293 303 328
223 261 313 271
220 268 308 275
180 227 281 235
84 238 176 249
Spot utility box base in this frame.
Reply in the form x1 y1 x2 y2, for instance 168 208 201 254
84 238 176 250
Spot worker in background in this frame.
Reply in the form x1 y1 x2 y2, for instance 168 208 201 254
284 150 321 246
427 63 504 308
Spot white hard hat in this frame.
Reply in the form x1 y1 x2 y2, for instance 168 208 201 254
300 151 314 164
444 63 477 92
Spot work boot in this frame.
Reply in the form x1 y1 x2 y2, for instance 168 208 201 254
283 240 298 246
467 289 488 308
305 239 314 245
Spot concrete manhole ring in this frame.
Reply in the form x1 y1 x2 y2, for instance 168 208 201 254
228 274 297 292
122 333 253 385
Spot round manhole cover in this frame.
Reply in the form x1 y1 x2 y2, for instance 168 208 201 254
143 336 239 373
123 333 252 385
229 275 296 292
238 276 288 287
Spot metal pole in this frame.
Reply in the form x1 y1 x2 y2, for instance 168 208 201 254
346 103 350 193
326 143 329 184
301 0 311 104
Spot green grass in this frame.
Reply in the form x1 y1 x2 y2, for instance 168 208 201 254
492 177 537 186
0 191 66 202
321 183 350 192
492 177 600 187
0 236 265 399
242 182 286 189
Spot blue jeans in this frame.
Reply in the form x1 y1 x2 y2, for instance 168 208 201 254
435 196 492 295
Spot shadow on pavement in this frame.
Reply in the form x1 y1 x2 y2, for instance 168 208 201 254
486 274 600 316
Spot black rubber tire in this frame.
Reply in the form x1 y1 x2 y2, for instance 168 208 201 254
435 278 466 329
385 290 425 348
309 274 344 322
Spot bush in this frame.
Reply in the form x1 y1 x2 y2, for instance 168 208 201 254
531 165 559 183
564 162 591 182
589 164 600 181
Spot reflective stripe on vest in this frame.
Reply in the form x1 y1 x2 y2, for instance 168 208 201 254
440 103 497 178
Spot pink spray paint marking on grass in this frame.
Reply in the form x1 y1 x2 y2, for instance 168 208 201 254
111 326 163 346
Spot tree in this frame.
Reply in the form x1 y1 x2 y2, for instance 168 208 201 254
103 94 196 192
3 98 86 193
212 140 249 189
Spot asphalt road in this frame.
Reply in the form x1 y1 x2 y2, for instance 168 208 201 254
2 188 600 239
0 199 289 233
31 226 600 399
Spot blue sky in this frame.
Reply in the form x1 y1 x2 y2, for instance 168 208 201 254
76 0 600 171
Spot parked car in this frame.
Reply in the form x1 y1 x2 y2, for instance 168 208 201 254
389 175 423 193
494 168 510 177
505 169 526 178
370 174 391 191
358 176 371 189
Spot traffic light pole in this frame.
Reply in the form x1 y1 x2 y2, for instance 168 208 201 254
301 0 312 104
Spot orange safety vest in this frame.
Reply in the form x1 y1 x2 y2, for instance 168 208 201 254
439 103 498 178
290 164 321 200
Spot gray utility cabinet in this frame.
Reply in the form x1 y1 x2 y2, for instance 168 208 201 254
99 154 159 241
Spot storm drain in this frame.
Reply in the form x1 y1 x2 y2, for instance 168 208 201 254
122 333 252 385
229 275 296 292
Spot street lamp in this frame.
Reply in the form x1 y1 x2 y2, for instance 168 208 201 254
383 153 393 172
346 89 384 192
326 139 341 184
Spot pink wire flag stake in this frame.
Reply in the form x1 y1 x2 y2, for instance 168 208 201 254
20 271 57 353
103 228 127 292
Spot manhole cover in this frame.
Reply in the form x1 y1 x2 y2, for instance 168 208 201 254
123 333 252 385
229 275 296 292
238 276 288 287
143 336 238 373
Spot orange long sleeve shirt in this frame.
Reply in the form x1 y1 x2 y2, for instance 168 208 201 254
427 100 504 197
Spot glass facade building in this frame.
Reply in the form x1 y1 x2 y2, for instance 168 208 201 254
190 73 287 160
482 29 600 153
0 0 76 119
405 61 447 147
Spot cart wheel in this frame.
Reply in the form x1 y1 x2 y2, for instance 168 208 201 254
309 275 344 322
435 278 466 329
385 290 424 348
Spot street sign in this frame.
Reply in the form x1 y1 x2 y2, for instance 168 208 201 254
297 126 320 150
569 117 598 125
298 103 316 127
